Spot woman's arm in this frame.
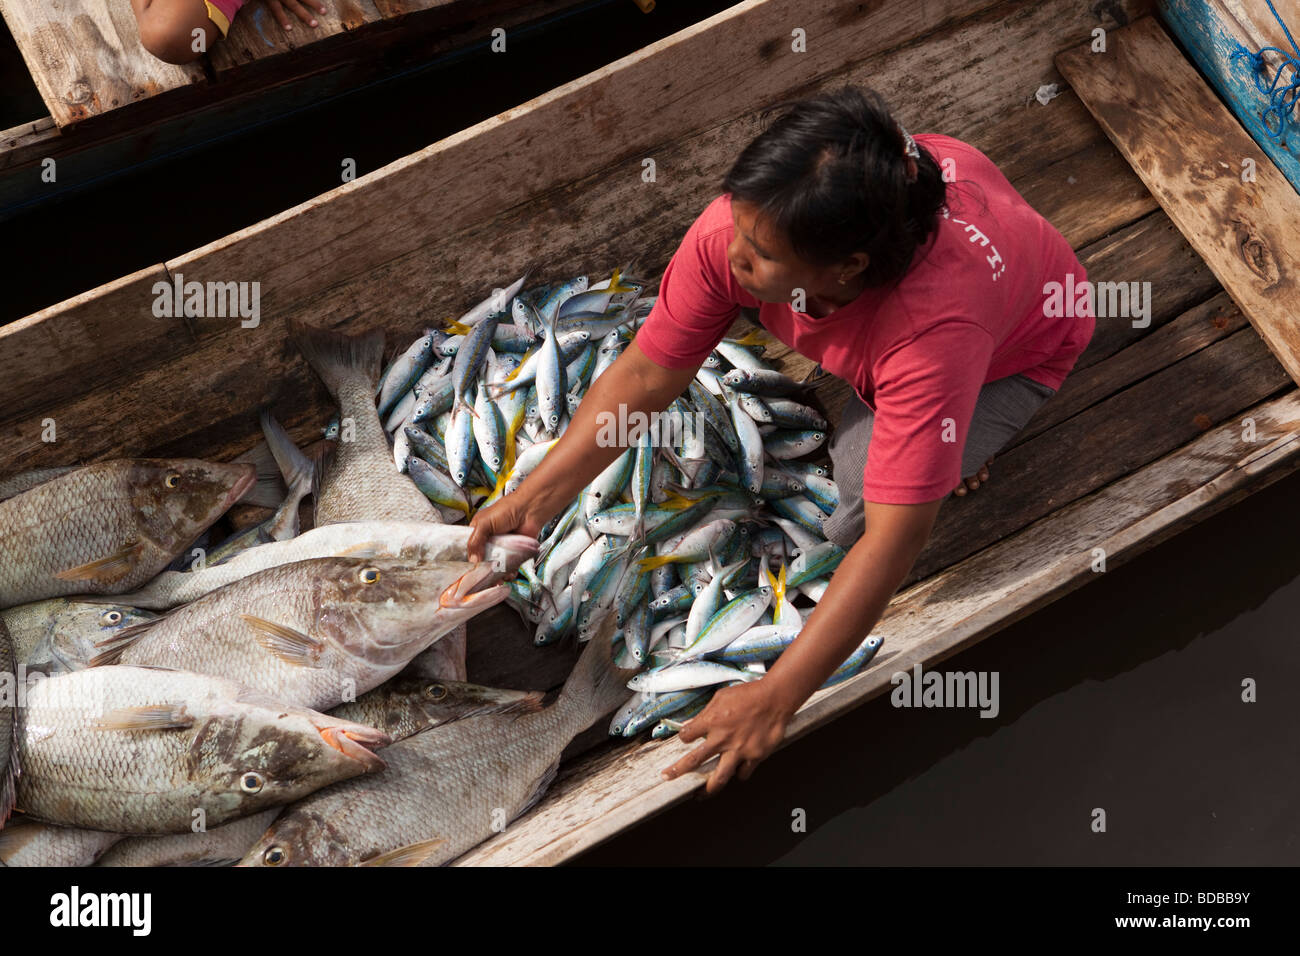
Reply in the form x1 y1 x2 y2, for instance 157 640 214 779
664 495 944 792
467 338 699 560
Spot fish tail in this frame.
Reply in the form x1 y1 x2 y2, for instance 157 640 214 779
259 411 315 501
230 438 289 509
289 320 385 397
560 604 638 726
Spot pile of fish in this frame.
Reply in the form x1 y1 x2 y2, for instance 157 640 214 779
371 268 882 743
0 266 884 868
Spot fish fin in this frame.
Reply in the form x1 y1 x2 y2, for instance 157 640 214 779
54 541 147 584
241 615 324 667
636 554 677 572
728 328 773 348
289 320 384 396
259 411 315 502
93 703 194 732
231 439 288 508
517 757 561 819
358 837 448 867
444 321 472 335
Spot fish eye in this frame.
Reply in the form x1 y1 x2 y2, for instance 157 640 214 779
263 846 287 866
359 567 381 584
164 472 181 489
240 772 265 793
424 683 449 701
99 610 123 626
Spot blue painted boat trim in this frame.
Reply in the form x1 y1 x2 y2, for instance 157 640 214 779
1159 0 1300 194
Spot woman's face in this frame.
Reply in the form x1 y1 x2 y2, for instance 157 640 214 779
727 198 866 307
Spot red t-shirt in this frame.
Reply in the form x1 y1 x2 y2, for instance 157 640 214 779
635 133 1094 504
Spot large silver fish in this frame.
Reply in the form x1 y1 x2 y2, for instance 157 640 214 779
1 599 157 675
14 666 389 833
331 676 544 742
290 322 474 683
0 459 255 608
95 557 508 714
0 817 123 866
240 614 635 866
95 810 281 867
102 522 537 610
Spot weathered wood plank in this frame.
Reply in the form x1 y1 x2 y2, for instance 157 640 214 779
456 386 1300 865
210 0 384 73
0 0 205 126
0 263 197 429
1015 290 1246 445
1058 16 1300 384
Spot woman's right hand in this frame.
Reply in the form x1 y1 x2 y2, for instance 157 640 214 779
466 491 551 563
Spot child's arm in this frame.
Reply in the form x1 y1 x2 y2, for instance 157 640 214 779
131 0 221 64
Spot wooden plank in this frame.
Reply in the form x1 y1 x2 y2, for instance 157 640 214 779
456 387 1300 865
1159 0 1300 190
0 0 205 126
0 263 197 429
210 0 384 73
1016 290 1247 444
1057 16 1300 385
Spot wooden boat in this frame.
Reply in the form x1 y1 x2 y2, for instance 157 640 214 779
0 0 597 217
2 0 1298 864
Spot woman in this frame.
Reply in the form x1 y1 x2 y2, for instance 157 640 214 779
467 86 1094 793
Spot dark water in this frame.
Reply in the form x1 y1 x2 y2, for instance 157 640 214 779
576 465 1300 866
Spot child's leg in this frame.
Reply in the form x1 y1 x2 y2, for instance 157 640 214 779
130 0 223 65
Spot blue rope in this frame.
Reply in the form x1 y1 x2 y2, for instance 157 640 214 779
1228 0 1300 144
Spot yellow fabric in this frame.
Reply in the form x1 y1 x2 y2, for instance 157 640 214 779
204 0 230 36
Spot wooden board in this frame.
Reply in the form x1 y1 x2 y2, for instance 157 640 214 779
1057 16 1300 385
1159 0 1300 190
0 0 205 125
457 386 1300 864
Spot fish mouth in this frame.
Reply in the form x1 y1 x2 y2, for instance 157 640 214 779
439 566 509 610
317 724 390 773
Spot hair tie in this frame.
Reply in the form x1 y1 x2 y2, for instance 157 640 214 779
898 122 920 183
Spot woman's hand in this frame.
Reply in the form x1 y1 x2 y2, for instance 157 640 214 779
662 677 797 794
466 491 550 563
266 0 328 30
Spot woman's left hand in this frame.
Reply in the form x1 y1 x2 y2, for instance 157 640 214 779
661 678 794 794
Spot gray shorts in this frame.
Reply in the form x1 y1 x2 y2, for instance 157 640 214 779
820 373 1057 548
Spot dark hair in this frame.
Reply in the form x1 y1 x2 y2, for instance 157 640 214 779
722 86 949 288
